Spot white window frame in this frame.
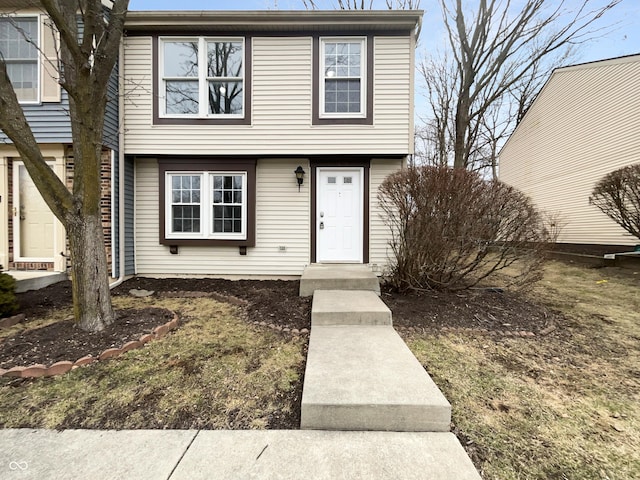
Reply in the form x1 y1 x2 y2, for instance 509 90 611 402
319 36 366 119
165 171 247 240
159 36 245 119
0 14 41 104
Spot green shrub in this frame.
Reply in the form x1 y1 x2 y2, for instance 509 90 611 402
0 271 18 317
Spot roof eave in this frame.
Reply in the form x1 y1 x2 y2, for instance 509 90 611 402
124 10 423 34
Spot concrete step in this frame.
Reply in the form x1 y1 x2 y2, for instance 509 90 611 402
9 271 67 293
312 290 392 326
299 264 380 297
301 325 451 432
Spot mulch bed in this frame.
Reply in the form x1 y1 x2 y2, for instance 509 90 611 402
2 277 567 372
0 279 312 371
383 286 563 334
0 307 173 369
116 277 312 331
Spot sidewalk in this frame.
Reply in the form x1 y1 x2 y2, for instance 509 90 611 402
1 429 480 479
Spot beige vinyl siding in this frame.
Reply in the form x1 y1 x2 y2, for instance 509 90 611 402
40 14 60 103
500 56 640 246
134 156 400 276
122 35 412 155
135 158 310 276
369 158 402 272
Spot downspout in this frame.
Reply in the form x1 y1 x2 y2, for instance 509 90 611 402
110 148 117 276
110 35 126 290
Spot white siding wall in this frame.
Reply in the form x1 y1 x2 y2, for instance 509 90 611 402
369 158 402 272
135 158 310 277
500 56 640 246
123 35 412 155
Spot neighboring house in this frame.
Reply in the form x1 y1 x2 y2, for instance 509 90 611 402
120 10 422 277
0 1 121 276
499 54 640 251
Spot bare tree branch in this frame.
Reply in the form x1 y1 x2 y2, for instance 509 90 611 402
429 0 621 169
0 60 72 221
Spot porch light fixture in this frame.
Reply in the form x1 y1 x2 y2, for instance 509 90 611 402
295 166 306 191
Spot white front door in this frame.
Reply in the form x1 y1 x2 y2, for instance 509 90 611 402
316 167 363 263
13 162 55 262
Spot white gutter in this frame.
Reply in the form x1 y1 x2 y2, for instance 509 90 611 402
604 251 640 260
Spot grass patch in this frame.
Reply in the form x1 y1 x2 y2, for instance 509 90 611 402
0 296 305 430
407 261 640 479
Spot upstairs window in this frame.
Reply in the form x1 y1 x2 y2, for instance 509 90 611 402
320 37 366 118
160 37 244 118
0 17 39 103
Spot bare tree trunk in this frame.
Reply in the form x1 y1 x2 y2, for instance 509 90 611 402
0 0 129 332
68 213 114 331
453 95 469 168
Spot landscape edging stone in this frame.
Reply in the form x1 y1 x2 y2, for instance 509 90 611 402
0 312 179 379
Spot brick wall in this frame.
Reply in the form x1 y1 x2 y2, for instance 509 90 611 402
64 147 113 274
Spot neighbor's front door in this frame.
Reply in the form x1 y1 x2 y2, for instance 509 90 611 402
316 167 363 263
13 162 55 262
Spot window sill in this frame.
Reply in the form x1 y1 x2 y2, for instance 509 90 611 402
313 116 373 125
160 238 254 247
154 116 251 126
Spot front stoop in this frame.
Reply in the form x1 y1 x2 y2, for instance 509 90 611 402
9 271 67 294
301 325 451 432
312 290 391 326
299 264 380 297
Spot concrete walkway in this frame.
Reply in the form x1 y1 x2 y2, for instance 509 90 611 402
298 266 481 478
301 323 451 431
301 287 451 432
0 429 480 480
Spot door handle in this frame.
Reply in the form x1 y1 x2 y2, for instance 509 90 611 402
319 221 324 230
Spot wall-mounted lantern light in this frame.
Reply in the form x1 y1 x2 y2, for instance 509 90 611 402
294 166 306 192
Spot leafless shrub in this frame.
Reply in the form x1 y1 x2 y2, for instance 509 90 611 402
378 166 550 291
541 211 567 243
590 164 640 241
